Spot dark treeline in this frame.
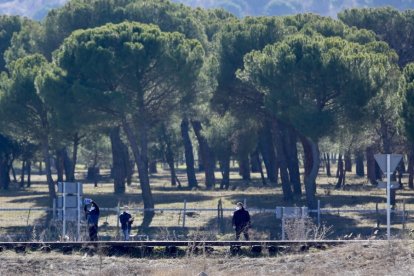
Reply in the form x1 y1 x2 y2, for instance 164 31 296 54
1 0 414 227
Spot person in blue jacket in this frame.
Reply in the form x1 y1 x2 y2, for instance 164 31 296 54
84 198 100 241
119 206 134 241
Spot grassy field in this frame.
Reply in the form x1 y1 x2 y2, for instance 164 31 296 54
0 165 413 241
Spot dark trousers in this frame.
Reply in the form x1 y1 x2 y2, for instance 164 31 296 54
88 224 98 241
235 225 249 241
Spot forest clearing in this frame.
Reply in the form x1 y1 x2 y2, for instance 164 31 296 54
0 166 412 241
2 0 414 275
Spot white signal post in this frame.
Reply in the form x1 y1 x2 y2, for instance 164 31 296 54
374 153 402 241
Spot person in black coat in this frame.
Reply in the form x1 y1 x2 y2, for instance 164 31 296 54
84 198 100 241
119 206 134 241
232 202 251 240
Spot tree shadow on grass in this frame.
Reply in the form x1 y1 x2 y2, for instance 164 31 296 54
319 194 385 208
227 194 303 209
202 209 393 240
320 213 402 239
0 189 47 198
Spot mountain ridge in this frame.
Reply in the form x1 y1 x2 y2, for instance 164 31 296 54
0 0 413 20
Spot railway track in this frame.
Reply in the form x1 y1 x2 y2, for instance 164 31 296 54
0 240 384 256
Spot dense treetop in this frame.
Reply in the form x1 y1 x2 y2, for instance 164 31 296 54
1 0 414 223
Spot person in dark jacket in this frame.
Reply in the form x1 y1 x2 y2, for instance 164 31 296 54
232 202 251 240
119 206 134 241
84 198 100 241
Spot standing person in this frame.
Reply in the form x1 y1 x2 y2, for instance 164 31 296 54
232 202 251 240
84 198 100 241
119 206 134 241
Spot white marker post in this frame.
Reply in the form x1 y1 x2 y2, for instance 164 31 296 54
374 153 402 241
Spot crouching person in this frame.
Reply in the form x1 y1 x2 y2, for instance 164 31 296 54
84 198 100 241
119 206 134 241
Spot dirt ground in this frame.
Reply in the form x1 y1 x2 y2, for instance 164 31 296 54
0 241 413 276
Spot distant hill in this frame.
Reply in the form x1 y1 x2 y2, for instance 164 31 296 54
0 0 67 20
176 0 414 17
0 0 413 20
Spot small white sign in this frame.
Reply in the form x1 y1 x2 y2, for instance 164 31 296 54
57 209 79 221
275 207 308 219
377 181 400 189
57 196 80 208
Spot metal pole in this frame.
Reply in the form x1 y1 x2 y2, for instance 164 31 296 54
281 207 285 240
77 182 81 241
53 198 56 220
182 200 187 228
63 183 66 241
317 200 321 227
244 198 247 209
403 199 406 232
387 154 391 240
116 202 120 240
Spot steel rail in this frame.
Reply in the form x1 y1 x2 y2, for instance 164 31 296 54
0 239 387 248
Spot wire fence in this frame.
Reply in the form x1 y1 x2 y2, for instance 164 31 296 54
0 202 413 242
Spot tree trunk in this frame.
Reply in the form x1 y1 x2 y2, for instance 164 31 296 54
41 137 56 203
400 157 406 173
149 160 157 174
380 116 392 154
331 153 337 164
27 160 31 188
126 160 133 186
325 153 332 177
258 122 278 184
122 118 154 228
11 163 17 182
250 151 261 173
336 154 345 189
285 126 301 196
192 120 215 188
39 161 43 175
92 149 99 188
355 151 364 177
197 146 204 172
219 150 231 189
180 118 198 188
345 152 352 172
71 133 81 182
162 125 178 187
63 148 74 182
366 146 377 185
256 151 267 186
110 127 126 194
273 121 293 201
20 160 25 188
0 159 11 190
300 135 319 210
408 146 414 189
238 154 251 181
56 149 64 183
